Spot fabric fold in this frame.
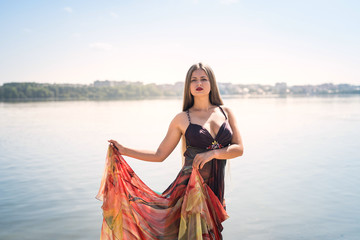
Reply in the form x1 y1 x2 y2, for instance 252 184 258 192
97 145 228 240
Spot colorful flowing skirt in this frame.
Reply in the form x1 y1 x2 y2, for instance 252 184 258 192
96 145 228 240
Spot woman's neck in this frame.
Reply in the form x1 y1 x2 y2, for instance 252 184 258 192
192 96 213 111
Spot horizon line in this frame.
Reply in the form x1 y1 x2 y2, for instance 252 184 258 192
1 80 359 87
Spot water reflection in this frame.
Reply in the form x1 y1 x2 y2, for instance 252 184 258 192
0 97 359 239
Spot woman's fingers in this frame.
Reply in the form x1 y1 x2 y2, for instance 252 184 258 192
108 140 120 150
193 154 205 169
193 151 214 169
108 139 119 146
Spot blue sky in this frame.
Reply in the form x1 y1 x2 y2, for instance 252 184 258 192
0 0 359 85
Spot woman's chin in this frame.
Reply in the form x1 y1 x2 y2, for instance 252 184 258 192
191 91 210 96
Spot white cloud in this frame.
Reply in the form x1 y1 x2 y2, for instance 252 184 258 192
110 12 118 19
64 7 73 13
89 42 114 51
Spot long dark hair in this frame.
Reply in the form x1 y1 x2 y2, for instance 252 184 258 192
182 63 223 111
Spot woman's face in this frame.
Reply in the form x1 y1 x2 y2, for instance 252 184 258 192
190 69 211 97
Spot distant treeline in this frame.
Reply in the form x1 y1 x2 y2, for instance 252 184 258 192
0 81 184 101
1 81 359 101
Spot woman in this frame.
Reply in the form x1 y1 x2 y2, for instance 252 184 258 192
97 63 244 240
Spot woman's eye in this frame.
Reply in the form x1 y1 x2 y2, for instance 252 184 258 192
191 79 196 82
201 78 208 81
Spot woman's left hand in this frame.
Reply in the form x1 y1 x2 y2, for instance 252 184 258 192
193 151 215 169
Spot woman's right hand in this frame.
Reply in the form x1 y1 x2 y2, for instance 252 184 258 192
108 139 126 155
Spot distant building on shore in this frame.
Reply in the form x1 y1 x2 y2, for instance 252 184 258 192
93 80 131 87
274 82 288 94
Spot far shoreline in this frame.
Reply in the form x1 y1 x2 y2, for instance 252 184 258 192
1 93 360 103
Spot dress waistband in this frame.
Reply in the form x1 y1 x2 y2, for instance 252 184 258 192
184 146 228 160
184 146 210 159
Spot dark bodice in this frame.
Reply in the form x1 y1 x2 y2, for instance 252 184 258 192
184 105 233 151
185 120 233 150
182 106 233 205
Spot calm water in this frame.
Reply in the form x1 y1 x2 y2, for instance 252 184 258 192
0 96 359 240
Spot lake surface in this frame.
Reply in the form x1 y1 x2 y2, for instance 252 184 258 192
0 96 359 240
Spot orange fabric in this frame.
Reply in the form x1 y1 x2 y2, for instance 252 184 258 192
97 146 228 239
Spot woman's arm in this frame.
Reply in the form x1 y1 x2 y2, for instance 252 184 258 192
108 113 184 162
193 107 244 169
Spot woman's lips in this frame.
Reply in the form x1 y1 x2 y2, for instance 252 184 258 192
196 87 203 91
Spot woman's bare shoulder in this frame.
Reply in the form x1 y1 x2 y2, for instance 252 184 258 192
171 111 190 133
221 105 230 113
172 111 189 124
221 105 236 118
